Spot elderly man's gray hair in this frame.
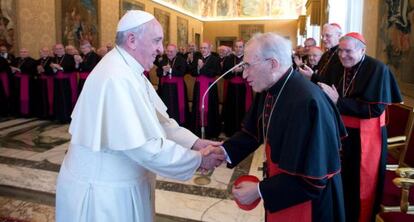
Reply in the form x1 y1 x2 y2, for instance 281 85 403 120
115 23 147 46
247 32 293 69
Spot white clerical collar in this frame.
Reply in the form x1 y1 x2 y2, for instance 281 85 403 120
115 46 144 76
236 54 243 58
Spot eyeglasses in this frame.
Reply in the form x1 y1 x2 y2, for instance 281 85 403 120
242 58 271 69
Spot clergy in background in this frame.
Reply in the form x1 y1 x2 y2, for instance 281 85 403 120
222 40 252 137
299 23 342 81
74 41 100 95
318 33 402 222
36 47 54 118
49 43 76 123
55 10 224 222
189 42 221 138
10 48 37 116
155 44 189 126
223 33 346 222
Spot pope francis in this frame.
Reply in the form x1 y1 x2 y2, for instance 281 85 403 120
55 10 224 222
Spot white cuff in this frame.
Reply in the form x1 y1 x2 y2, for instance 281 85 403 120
220 146 232 164
257 183 263 199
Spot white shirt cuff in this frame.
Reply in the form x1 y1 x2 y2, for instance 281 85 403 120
257 183 263 199
220 146 232 164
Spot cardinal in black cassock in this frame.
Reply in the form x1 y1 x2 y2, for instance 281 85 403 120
316 32 402 222
224 33 346 222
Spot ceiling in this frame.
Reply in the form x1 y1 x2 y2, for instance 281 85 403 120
152 0 307 21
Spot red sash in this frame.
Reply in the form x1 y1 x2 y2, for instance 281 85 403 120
39 74 54 115
160 76 185 123
0 71 9 97
14 72 30 115
341 112 386 222
265 143 312 222
196 75 215 124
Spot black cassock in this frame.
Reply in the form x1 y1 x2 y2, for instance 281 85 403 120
0 56 11 116
316 55 402 222
77 51 100 94
222 54 252 136
189 54 221 138
10 57 38 116
223 69 346 222
48 54 76 123
37 56 54 118
311 45 341 82
155 54 189 126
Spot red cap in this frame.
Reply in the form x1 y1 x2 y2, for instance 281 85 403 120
345 32 366 45
233 175 261 211
330 23 342 30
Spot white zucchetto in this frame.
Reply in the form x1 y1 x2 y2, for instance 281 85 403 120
117 10 155 32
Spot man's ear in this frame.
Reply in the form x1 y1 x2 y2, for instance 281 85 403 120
269 58 280 71
126 33 137 50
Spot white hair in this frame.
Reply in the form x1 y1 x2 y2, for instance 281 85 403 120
247 32 292 69
115 23 148 46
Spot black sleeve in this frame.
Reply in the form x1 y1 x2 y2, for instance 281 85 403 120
259 174 326 212
199 56 220 77
337 97 386 118
172 57 187 77
79 53 100 72
223 129 261 168
62 55 76 73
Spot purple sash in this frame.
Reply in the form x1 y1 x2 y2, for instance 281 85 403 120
40 74 54 115
14 72 30 115
79 71 89 80
229 76 253 112
0 71 9 97
56 71 78 107
160 76 185 123
196 75 215 124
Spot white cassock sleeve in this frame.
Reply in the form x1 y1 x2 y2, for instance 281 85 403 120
123 138 201 181
157 113 199 149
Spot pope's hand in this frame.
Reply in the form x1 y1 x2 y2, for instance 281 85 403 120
232 181 260 205
192 139 223 151
199 145 225 172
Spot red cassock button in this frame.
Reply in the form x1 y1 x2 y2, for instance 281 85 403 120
233 175 261 211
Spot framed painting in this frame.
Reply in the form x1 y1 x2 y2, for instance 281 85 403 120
61 0 99 48
195 33 201 49
154 8 170 46
120 0 145 18
177 17 188 48
215 36 237 49
0 0 16 54
239 24 264 42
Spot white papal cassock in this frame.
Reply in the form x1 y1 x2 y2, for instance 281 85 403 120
56 47 202 222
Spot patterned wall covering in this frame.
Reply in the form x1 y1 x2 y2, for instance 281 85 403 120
100 0 119 47
17 0 56 57
153 0 307 19
378 0 414 96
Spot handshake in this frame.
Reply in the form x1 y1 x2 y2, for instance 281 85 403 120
193 139 226 173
